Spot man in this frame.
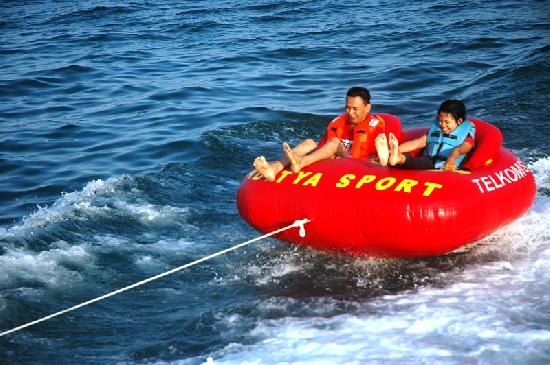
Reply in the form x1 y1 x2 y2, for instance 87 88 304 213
253 86 386 181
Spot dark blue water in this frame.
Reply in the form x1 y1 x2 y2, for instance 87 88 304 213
1 0 549 363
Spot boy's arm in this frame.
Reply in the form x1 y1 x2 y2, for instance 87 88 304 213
398 134 427 153
443 141 474 171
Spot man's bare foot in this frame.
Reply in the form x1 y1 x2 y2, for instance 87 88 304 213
283 142 302 173
375 133 389 166
253 156 276 181
388 133 401 166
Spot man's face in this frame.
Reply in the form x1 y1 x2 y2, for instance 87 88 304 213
345 96 371 125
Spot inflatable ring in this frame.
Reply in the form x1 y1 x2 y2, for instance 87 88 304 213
237 117 536 258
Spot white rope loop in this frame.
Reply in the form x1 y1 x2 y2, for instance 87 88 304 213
0 218 310 337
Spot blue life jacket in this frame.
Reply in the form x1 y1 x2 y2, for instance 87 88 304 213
425 120 475 169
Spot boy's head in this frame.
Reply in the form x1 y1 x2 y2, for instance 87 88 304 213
438 99 466 122
437 100 467 134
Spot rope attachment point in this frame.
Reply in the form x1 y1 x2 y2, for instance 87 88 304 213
293 218 310 237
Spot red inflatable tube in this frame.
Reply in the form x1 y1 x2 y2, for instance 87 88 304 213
237 117 536 258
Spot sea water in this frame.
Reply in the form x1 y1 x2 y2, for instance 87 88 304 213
1 0 549 364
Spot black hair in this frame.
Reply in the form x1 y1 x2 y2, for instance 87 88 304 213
346 86 371 104
438 100 467 121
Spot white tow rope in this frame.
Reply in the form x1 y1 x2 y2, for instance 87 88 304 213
0 218 310 337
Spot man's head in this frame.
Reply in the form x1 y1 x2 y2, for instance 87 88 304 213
437 100 467 134
345 87 372 125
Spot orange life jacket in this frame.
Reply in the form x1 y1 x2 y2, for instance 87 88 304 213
323 113 386 158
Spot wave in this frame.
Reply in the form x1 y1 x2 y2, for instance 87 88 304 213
0 178 118 239
0 176 188 242
44 5 133 25
0 174 199 300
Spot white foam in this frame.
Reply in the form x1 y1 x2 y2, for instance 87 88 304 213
244 259 304 286
0 241 93 289
113 201 189 223
529 155 550 189
0 177 121 239
132 237 197 272
199 257 549 364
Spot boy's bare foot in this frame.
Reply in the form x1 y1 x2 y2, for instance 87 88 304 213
253 156 276 181
375 133 389 166
283 142 302 173
388 133 401 166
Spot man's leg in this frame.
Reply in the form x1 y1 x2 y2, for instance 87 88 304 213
254 139 318 181
375 134 389 166
285 137 342 173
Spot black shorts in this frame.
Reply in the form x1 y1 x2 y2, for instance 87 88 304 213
398 154 435 170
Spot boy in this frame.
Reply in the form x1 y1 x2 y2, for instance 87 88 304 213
376 100 475 171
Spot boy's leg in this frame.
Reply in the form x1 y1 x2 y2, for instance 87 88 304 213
398 155 434 170
388 133 406 166
388 132 434 170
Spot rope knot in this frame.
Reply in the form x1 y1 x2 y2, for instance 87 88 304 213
293 218 310 237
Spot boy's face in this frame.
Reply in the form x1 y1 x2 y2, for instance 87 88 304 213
438 112 462 134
